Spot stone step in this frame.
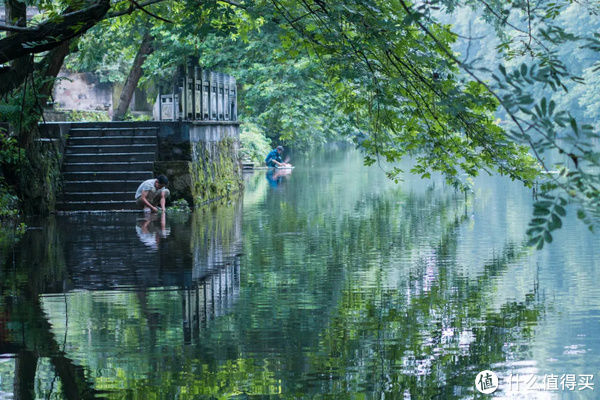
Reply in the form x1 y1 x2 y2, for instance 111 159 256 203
63 162 155 172
63 171 153 181
67 126 158 137
56 200 138 211
67 136 157 146
65 144 156 154
61 192 134 202
64 153 156 162
63 180 141 192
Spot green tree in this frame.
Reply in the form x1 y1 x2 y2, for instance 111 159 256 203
2 0 600 241
246 0 600 247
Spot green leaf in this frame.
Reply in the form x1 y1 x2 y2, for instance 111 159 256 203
498 64 507 77
530 218 546 225
570 118 579 137
536 239 545 250
541 98 547 116
527 236 541 247
554 204 566 217
549 213 562 230
533 208 550 216
527 226 545 234
520 63 528 77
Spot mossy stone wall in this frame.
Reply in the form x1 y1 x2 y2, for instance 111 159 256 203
39 121 241 211
23 123 68 215
154 121 242 207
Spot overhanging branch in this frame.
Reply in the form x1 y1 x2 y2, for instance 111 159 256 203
130 0 173 23
0 22 35 33
106 0 245 20
107 0 166 18
0 0 110 64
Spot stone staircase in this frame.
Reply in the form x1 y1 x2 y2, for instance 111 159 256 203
57 124 159 212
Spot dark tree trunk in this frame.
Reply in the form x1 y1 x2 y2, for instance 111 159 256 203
0 0 108 98
2 0 32 97
112 32 154 121
38 40 73 100
6 0 26 27
13 351 37 400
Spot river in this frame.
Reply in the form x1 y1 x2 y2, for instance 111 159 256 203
0 148 599 399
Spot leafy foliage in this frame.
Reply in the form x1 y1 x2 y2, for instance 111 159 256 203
0 115 25 217
67 6 353 149
252 0 540 186
0 71 64 214
198 25 354 149
239 122 272 163
245 0 600 248
5 0 600 245
167 198 192 213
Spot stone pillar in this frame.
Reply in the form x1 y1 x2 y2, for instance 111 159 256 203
210 72 218 120
202 70 210 120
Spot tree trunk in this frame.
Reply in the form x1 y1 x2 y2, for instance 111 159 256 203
6 0 26 27
2 0 32 97
13 351 37 400
112 32 154 121
38 40 73 100
0 0 109 98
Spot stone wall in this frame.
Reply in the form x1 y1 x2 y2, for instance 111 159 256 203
154 121 243 207
53 72 113 113
50 71 154 119
40 120 242 211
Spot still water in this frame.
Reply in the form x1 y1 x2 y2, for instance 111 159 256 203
1 149 599 399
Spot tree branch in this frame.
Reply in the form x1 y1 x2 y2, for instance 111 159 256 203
397 0 557 182
106 0 244 21
130 0 173 23
107 0 166 18
0 0 110 64
0 22 35 33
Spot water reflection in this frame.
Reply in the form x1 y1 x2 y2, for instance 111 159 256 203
0 202 243 399
136 213 170 250
266 167 292 188
183 262 241 344
1 149 599 398
0 219 97 399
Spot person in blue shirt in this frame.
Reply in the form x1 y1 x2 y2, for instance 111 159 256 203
265 145 292 168
266 167 291 188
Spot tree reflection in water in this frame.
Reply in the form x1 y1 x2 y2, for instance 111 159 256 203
0 150 547 399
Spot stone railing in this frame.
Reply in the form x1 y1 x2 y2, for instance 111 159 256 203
158 62 237 122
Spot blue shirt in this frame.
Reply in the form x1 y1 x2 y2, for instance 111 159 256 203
265 149 282 165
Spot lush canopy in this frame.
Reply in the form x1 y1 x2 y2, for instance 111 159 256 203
1 0 600 246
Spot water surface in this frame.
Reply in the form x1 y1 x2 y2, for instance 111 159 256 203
1 149 599 399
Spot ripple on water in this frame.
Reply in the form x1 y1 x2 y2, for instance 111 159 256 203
2 150 600 398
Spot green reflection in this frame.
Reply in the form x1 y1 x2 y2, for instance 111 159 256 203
0 218 96 399
0 149 549 399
